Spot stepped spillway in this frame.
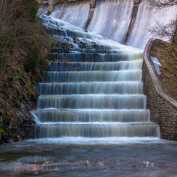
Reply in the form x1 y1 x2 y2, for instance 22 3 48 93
30 15 160 143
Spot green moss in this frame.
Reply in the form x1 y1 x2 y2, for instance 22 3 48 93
3 114 12 127
25 47 40 73
0 0 51 143
0 30 17 50
14 66 22 73
0 128 5 142
14 0 38 22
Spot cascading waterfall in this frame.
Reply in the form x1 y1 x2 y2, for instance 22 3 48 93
126 0 177 48
87 0 134 44
46 0 177 49
50 1 90 28
30 15 160 143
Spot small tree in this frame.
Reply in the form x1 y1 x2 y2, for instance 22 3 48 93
149 0 177 44
149 0 177 8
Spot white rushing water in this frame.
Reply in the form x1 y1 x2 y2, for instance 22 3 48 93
126 0 177 48
29 14 160 143
87 0 134 44
49 1 90 28
45 0 177 49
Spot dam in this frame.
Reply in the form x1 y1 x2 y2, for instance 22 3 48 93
0 0 177 176
42 0 177 49
32 0 177 143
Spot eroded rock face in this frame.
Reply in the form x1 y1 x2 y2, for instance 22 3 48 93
0 70 38 143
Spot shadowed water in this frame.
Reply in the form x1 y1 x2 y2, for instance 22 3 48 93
0 141 177 177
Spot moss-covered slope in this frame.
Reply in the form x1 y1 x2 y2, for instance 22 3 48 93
0 0 51 143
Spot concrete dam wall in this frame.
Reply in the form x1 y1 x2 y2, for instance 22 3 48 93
40 0 177 49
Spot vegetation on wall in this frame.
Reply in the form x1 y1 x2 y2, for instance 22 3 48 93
151 39 177 101
0 0 51 143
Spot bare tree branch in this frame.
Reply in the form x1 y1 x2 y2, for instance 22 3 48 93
149 0 177 44
149 0 177 9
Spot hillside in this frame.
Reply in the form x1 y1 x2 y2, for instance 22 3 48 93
151 40 177 101
0 0 51 143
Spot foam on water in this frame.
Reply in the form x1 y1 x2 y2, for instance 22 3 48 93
30 8 162 144
39 14 143 51
28 137 163 145
41 0 177 49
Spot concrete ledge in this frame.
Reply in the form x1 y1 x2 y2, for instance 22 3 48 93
37 0 49 4
133 0 140 4
143 39 177 140
39 0 141 13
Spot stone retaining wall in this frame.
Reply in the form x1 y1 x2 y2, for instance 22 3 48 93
143 39 177 140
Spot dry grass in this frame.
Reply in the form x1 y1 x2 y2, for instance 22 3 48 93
151 39 177 101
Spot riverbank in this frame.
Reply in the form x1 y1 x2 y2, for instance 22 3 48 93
0 0 51 143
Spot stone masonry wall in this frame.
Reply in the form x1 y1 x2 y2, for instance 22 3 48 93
143 39 177 141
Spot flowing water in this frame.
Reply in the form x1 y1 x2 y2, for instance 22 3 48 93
50 1 90 29
29 15 160 141
48 0 177 49
1 3 177 176
126 0 177 48
87 0 134 44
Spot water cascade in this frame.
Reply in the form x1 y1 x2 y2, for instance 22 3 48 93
30 15 160 143
47 0 177 49
49 1 90 29
1 2 177 177
87 0 134 44
126 0 177 48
